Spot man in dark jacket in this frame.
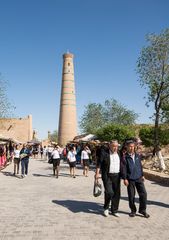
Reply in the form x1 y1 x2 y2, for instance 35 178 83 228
95 140 121 217
122 141 150 218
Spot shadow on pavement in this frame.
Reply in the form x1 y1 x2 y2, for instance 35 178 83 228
33 173 53 178
32 173 81 178
121 196 169 208
52 199 103 215
1 171 21 178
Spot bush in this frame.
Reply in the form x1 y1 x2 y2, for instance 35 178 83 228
96 124 135 143
139 126 169 147
139 127 154 147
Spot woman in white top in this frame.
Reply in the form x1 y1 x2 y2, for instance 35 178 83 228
13 145 21 175
67 146 77 178
81 145 91 177
51 146 61 178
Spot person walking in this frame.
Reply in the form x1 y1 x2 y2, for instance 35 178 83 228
0 144 6 168
95 140 121 217
40 145 43 159
43 146 47 160
51 146 61 178
122 140 150 218
81 145 91 177
13 145 20 175
20 144 31 178
67 146 77 178
47 145 53 160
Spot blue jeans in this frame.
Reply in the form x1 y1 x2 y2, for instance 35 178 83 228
21 158 29 175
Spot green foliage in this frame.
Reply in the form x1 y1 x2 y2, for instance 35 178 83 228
79 103 105 134
104 99 139 125
49 130 58 142
137 29 169 112
0 74 15 118
139 127 154 147
79 99 138 134
137 28 169 149
96 124 135 143
160 128 169 145
139 126 169 147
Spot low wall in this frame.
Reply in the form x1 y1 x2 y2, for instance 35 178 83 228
143 169 169 186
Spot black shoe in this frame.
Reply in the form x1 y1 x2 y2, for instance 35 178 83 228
129 212 136 217
139 211 150 218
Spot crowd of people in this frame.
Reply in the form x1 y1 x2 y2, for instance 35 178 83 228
0 141 15 169
0 138 150 219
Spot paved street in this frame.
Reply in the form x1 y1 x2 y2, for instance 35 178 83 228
0 157 169 240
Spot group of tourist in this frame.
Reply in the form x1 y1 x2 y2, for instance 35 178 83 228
48 144 91 178
1 138 150 219
95 139 150 219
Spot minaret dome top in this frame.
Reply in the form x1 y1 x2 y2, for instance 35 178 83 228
63 53 74 59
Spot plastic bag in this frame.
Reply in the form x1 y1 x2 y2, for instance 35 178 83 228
93 180 102 197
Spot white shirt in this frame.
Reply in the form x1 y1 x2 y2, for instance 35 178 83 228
14 149 20 158
81 150 91 160
109 151 120 174
67 150 76 162
52 149 60 159
129 153 135 163
48 147 53 153
43 148 47 154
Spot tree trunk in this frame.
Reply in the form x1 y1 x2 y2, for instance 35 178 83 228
156 150 166 171
154 108 166 170
154 113 159 150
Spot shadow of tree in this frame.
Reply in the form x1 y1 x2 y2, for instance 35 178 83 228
52 199 103 215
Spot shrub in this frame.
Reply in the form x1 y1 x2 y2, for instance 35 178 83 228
139 126 169 147
96 124 135 143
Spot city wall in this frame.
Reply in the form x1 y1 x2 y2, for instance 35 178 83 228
0 115 33 143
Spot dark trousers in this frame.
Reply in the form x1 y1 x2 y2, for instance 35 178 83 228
103 173 121 213
127 179 147 213
21 158 29 175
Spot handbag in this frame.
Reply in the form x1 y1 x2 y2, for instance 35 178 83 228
48 157 53 164
93 180 102 197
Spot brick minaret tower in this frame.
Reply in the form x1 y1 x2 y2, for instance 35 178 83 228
58 53 77 145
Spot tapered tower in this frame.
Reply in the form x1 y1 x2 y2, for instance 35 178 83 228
58 53 77 145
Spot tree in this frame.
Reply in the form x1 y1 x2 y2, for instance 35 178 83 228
137 29 169 170
79 99 138 134
104 99 138 125
139 126 169 147
96 124 135 143
49 130 58 143
79 103 105 134
0 74 14 118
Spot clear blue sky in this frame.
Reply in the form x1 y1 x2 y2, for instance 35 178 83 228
0 0 169 140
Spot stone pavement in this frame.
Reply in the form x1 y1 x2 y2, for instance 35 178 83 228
0 157 168 240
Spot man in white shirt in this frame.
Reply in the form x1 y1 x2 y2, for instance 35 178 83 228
95 140 121 217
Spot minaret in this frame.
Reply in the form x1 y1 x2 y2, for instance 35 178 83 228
58 52 77 146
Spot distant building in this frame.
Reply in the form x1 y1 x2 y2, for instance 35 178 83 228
0 115 33 143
